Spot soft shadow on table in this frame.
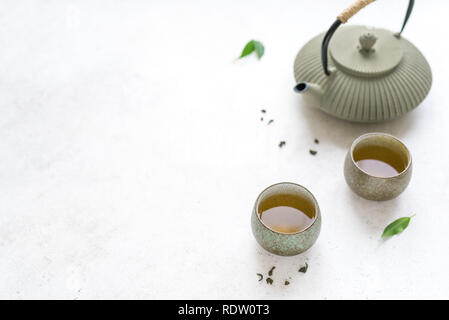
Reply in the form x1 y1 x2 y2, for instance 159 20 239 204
292 96 419 149
292 96 413 236
342 184 403 248
290 95 414 238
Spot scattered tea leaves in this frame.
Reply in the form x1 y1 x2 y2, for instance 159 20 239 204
382 215 415 238
309 150 317 155
266 278 273 285
279 141 286 148
314 138 319 144
239 40 264 59
284 280 290 286
257 273 263 281
267 119 274 125
268 266 276 276
298 262 308 273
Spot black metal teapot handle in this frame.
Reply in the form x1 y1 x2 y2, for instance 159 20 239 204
321 0 415 76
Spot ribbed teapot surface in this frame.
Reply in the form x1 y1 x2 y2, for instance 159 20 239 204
294 25 432 123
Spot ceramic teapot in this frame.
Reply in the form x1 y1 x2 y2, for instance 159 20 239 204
293 0 432 123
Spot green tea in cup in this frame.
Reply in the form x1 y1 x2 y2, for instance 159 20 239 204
344 133 412 201
251 182 321 256
353 144 407 178
258 193 316 234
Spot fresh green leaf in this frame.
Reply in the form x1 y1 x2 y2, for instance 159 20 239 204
239 40 264 59
239 41 255 58
253 41 264 58
382 215 415 238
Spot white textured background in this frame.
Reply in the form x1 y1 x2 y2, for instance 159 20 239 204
0 0 447 299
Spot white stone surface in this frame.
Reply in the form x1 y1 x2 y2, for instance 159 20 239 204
0 0 447 299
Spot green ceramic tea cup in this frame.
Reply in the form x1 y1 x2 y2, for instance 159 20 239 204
344 133 412 201
251 182 321 256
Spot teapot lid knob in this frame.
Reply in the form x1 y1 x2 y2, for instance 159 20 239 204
359 32 378 53
329 26 403 77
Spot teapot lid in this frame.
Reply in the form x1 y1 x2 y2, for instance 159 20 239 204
329 26 403 77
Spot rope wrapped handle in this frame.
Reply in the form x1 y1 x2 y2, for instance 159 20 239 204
321 0 415 76
337 0 376 24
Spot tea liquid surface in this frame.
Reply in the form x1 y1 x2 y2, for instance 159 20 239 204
353 144 406 177
258 193 316 234
356 159 398 177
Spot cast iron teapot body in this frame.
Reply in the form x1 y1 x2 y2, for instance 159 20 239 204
294 0 432 123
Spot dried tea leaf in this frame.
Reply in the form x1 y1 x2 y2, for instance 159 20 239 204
266 278 273 285
309 150 317 155
279 141 286 148
314 139 319 144
382 215 415 238
268 266 275 276
261 109 266 113
298 262 308 273
257 273 263 281
267 119 274 125
284 281 290 286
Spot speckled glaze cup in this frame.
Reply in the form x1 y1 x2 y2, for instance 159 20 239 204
344 133 412 201
251 182 321 256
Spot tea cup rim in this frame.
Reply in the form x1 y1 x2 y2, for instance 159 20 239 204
254 182 320 235
349 132 412 179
